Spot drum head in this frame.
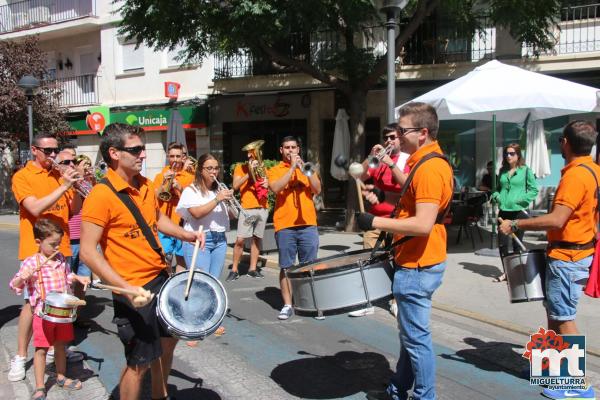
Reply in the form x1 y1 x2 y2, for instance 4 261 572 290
157 271 228 340
288 249 390 277
45 292 79 307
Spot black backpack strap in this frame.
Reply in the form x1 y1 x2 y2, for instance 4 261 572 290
370 152 454 256
100 178 166 261
578 164 600 232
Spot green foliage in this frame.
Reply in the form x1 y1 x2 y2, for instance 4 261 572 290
228 159 279 211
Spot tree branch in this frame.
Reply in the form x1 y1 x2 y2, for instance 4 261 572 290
362 0 440 91
256 41 351 95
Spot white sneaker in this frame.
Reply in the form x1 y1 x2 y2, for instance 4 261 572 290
8 355 26 382
348 307 375 317
389 301 398 318
278 305 294 320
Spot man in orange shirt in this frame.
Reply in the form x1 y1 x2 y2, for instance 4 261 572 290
500 120 598 400
358 103 452 400
153 142 194 273
267 136 321 320
228 144 270 281
9 132 81 382
80 123 204 400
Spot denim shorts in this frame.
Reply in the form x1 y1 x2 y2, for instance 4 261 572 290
545 256 592 321
158 232 183 257
275 225 319 269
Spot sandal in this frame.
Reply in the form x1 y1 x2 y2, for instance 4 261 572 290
214 326 226 336
32 388 46 400
56 377 82 390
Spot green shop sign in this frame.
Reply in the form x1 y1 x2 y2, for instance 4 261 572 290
67 105 207 135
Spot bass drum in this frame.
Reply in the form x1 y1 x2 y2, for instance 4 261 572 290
157 270 228 340
287 249 394 316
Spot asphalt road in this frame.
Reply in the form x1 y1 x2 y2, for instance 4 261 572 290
1 228 597 399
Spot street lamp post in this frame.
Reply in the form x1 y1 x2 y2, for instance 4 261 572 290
17 74 41 147
380 0 408 124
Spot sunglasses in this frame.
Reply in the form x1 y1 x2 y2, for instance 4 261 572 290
35 146 59 156
504 151 517 157
203 166 220 172
397 127 423 136
384 134 398 141
58 159 75 166
117 145 146 156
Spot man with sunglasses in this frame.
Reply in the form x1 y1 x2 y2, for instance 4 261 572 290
80 123 205 400
9 133 81 382
500 121 599 400
349 123 408 317
358 103 453 400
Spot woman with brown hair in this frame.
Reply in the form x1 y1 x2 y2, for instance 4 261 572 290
491 143 538 281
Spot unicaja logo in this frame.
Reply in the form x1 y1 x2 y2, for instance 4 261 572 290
523 327 586 390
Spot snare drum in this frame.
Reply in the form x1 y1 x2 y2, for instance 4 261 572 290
40 292 79 323
157 270 228 340
287 249 394 317
502 249 547 303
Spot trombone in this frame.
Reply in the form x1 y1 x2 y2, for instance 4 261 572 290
367 145 393 169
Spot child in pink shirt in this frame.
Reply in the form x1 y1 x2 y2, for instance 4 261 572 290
10 218 90 399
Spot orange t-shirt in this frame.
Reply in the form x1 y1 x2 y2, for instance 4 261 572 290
393 142 453 268
233 163 268 209
547 156 600 261
153 166 194 225
12 161 73 260
266 162 317 232
82 169 166 287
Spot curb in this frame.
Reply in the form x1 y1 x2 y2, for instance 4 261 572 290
0 223 18 230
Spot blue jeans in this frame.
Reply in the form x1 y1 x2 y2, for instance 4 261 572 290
70 242 91 277
275 226 319 268
545 256 592 321
183 231 227 279
388 262 446 400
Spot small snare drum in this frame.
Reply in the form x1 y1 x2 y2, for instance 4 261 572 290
40 292 79 323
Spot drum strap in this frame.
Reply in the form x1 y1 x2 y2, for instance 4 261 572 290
370 152 454 257
100 179 166 263
578 163 600 233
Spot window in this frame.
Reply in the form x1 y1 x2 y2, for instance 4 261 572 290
165 45 186 68
119 38 144 72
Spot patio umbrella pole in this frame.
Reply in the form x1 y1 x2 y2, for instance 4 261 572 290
490 114 497 249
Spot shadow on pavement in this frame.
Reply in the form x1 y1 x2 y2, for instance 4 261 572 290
256 286 283 311
168 370 222 400
0 304 21 328
439 337 529 380
271 350 392 399
320 244 351 252
459 261 503 279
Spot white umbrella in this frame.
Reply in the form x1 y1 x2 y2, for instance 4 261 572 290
330 108 351 181
525 119 551 179
396 60 600 122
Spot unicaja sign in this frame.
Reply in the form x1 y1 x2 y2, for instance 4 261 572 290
524 327 586 390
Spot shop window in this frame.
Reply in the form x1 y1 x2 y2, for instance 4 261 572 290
438 120 476 189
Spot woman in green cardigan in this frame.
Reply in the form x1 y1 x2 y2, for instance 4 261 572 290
491 143 539 282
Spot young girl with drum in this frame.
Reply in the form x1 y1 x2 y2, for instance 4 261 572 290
9 218 90 399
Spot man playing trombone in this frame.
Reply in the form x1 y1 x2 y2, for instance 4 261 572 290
153 142 194 273
350 123 408 318
267 136 321 320
228 140 270 281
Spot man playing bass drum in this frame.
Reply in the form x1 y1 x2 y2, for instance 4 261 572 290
228 140 270 281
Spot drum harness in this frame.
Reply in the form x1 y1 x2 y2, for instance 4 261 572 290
370 152 454 262
547 164 599 251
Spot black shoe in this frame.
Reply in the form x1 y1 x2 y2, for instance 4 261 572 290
226 271 239 281
247 270 264 278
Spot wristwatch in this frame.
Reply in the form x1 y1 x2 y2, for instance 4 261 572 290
511 220 519 233
388 162 396 169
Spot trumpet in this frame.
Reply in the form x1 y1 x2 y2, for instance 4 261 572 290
289 154 317 177
213 177 258 225
50 158 91 198
367 145 393 169
94 160 108 179
158 162 177 202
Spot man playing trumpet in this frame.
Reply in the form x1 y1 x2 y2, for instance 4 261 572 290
153 142 194 273
267 136 321 320
228 140 270 281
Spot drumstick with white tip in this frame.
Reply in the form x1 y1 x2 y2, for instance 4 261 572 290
348 162 366 213
91 282 149 297
185 225 203 300
498 218 527 252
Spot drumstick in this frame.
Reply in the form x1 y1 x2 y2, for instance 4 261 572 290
34 250 60 271
355 178 365 213
65 299 87 306
184 225 203 300
498 218 528 252
92 282 146 297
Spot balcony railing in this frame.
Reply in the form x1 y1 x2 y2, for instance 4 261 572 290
0 0 96 34
523 2 600 56
214 16 495 79
45 74 99 107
